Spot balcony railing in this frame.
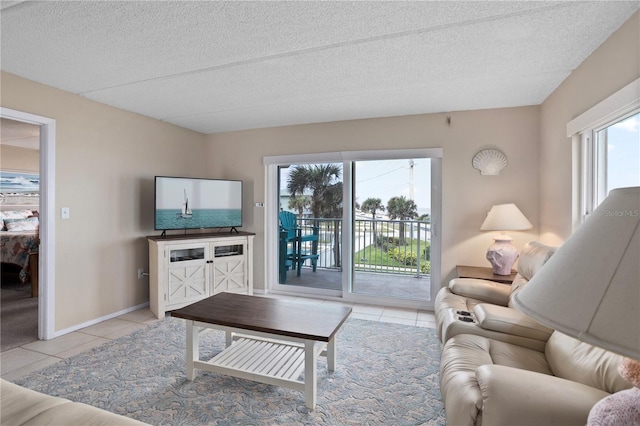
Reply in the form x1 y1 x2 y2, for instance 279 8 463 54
294 217 431 277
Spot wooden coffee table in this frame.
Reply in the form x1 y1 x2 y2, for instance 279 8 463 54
170 293 352 409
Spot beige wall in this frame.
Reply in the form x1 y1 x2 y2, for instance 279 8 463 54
0 72 207 331
539 11 640 245
0 144 39 172
206 106 541 291
1 10 634 330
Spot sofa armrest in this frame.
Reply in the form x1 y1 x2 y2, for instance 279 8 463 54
474 304 553 342
1 379 148 425
448 278 511 306
476 365 610 426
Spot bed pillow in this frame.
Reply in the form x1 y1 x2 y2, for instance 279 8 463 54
4 217 39 232
0 210 33 220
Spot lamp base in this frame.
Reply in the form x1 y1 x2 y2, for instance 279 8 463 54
486 237 518 275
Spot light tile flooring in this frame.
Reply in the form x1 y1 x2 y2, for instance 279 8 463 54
0 295 436 382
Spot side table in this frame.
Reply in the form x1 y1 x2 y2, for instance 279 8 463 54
456 265 517 284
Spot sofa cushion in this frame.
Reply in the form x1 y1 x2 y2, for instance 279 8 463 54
545 332 630 394
508 241 556 307
476 365 611 426
0 379 147 425
440 334 552 426
449 278 511 306
474 303 553 342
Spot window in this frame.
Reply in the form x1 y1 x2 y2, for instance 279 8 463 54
582 111 640 217
567 78 640 223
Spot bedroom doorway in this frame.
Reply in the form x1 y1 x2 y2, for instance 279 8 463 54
0 118 40 351
0 107 56 342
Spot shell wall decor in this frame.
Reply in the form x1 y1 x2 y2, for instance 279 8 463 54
472 148 508 175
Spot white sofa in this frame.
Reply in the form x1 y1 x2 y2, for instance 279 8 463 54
1 379 148 425
439 331 631 426
435 241 556 351
435 241 632 425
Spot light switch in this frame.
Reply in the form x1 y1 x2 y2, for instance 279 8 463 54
61 207 70 219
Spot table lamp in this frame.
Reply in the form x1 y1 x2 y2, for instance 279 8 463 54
513 186 640 425
480 203 533 275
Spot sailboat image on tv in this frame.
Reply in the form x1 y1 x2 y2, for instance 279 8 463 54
176 189 193 219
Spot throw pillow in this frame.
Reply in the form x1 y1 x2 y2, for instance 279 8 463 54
0 209 33 220
4 217 39 232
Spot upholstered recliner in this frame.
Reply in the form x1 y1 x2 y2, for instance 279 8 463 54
435 241 556 350
439 331 631 426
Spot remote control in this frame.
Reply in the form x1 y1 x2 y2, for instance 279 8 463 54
459 316 474 322
456 310 471 316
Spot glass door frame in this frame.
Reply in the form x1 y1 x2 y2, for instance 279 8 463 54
264 149 442 310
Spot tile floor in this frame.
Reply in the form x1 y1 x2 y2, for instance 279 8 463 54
0 295 436 382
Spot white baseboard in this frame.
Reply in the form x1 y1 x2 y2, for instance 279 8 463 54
53 302 150 338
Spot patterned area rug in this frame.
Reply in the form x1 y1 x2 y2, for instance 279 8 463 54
14 317 445 425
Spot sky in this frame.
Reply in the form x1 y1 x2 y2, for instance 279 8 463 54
354 159 431 214
606 112 640 193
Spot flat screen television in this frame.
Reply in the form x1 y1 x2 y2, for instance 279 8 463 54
154 176 242 232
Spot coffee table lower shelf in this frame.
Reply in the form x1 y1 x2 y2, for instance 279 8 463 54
186 321 332 409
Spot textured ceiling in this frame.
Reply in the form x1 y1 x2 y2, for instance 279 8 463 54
0 118 39 150
1 1 638 134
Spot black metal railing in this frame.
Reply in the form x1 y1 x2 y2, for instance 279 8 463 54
294 217 431 277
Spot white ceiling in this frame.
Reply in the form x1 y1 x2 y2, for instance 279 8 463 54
0 118 39 150
1 1 638 134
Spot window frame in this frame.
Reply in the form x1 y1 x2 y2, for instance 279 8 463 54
567 78 640 226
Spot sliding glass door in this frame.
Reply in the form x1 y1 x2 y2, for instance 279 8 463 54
266 149 441 309
351 158 432 301
275 162 343 297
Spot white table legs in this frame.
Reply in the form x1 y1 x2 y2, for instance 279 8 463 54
184 320 337 410
186 320 199 380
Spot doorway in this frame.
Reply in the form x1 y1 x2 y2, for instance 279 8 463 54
0 107 56 341
0 118 40 351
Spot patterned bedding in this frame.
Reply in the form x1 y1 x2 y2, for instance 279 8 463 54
0 231 39 284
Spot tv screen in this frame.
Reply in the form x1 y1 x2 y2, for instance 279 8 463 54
154 176 242 231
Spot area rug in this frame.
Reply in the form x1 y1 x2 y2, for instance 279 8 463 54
13 317 445 425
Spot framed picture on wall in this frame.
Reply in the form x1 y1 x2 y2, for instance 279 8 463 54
0 171 40 207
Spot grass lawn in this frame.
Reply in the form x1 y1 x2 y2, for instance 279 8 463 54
354 239 429 269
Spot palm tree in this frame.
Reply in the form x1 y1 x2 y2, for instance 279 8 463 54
287 163 342 219
417 213 430 223
288 195 310 216
287 163 343 266
386 196 418 245
361 197 385 243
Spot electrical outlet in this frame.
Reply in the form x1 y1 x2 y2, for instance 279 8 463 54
137 268 144 279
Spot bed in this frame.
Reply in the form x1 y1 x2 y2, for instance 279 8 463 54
0 209 40 289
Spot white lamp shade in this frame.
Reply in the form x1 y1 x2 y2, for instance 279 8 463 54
513 187 640 359
480 203 533 231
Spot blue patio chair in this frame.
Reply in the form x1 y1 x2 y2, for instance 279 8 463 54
279 211 319 283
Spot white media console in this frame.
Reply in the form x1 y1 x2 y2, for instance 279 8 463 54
147 232 255 318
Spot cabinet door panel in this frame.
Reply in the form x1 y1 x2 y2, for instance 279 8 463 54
212 258 246 293
168 264 207 303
